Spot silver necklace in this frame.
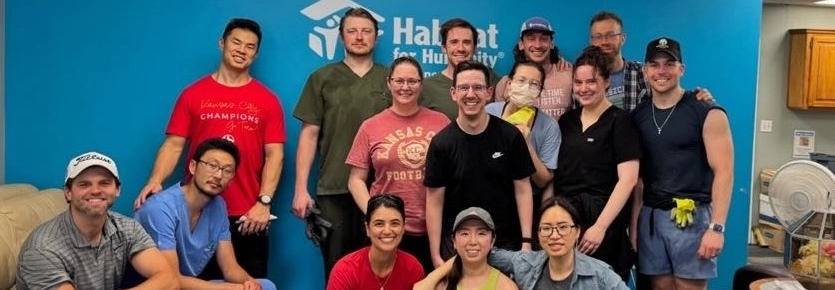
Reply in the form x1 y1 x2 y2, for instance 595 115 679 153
652 103 677 135
372 253 396 290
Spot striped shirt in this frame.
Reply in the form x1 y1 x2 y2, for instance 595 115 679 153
16 210 156 290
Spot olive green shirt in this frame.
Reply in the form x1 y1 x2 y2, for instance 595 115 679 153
419 68 501 120
293 62 391 195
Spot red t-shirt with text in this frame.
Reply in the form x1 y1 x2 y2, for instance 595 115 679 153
166 76 286 216
345 108 450 235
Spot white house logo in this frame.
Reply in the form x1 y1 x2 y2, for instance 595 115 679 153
301 0 503 75
301 0 385 60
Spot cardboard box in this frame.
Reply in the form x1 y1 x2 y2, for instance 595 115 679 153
759 193 778 224
759 221 785 253
760 168 776 194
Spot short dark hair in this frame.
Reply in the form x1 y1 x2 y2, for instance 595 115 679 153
440 18 479 47
340 7 379 34
389 56 424 80
222 18 262 49
452 60 490 86
513 33 560 64
365 194 406 224
191 138 241 169
589 11 624 29
573 45 613 81
508 60 546 91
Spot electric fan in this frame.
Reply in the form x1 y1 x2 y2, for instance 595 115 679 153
769 160 835 289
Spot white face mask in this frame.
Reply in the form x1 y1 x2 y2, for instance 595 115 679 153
508 81 539 107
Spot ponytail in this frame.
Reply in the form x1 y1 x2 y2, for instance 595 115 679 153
444 255 464 290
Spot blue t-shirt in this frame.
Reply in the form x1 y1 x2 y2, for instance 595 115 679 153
134 183 231 276
607 69 626 109
485 102 562 170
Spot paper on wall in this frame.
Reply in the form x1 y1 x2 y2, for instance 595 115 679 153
792 130 815 159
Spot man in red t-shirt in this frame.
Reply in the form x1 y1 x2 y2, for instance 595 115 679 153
132 18 286 279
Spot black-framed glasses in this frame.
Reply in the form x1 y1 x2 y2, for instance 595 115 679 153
198 160 235 177
590 32 624 42
538 223 577 237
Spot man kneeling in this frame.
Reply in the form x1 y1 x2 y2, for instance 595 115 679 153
134 137 276 290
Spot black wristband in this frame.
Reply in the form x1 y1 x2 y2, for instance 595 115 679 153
521 237 534 244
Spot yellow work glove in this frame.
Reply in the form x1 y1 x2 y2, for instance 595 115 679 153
505 106 535 126
669 198 696 228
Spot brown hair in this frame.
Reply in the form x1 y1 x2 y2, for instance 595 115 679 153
440 18 479 47
589 11 624 29
339 7 378 34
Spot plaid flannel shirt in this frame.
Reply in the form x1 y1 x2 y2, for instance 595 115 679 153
621 58 649 113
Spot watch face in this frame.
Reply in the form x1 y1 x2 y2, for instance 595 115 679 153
260 195 272 203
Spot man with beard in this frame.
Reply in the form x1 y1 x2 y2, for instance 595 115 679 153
495 17 574 121
421 18 501 120
589 11 713 113
134 138 276 290
292 7 390 278
425 60 536 268
133 18 286 279
16 152 178 290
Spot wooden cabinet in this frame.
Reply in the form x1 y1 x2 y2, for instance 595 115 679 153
787 29 835 109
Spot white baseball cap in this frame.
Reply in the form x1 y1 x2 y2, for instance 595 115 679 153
65 152 120 182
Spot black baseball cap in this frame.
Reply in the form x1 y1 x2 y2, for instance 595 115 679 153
645 37 682 63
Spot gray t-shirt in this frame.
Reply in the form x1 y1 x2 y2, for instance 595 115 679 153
16 210 156 290
535 264 573 290
607 68 626 110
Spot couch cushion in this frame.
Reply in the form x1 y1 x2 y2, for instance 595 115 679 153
0 189 66 290
0 184 38 202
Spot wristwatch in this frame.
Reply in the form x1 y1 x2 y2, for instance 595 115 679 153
258 195 273 205
708 223 725 234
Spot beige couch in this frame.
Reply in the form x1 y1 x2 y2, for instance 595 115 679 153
0 184 67 290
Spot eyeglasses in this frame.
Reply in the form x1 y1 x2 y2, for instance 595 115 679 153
390 78 421 87
590 32 624 42
538 223 577 237
198 160 235 177
511 78 542 90
454 84 488 93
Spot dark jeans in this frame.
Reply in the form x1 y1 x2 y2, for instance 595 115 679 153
318 194 368 279
399 234 432 276
199 216 269 279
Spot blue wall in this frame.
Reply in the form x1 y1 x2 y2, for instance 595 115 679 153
5 1 761 289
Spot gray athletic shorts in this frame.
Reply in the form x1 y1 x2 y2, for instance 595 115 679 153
637 204 717 280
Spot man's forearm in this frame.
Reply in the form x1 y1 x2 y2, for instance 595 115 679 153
710 171 733 225
177 275 238 290
514 179 533 239
426 187 445 259
131 272 179 290
259 145 284 197
294 127 318 192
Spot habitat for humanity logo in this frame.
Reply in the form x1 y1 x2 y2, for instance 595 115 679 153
301 0 503 75
301 0 385 60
